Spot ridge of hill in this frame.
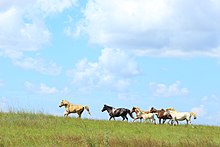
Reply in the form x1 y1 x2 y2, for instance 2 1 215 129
0 111 219 146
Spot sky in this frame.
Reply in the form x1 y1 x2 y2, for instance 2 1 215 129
1 0 220 126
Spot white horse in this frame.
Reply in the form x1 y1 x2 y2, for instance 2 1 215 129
165 108 197 125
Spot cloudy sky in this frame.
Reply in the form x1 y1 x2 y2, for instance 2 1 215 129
1 0 220 126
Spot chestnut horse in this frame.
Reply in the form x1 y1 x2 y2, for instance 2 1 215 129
59 100 91 118
150 107 172 124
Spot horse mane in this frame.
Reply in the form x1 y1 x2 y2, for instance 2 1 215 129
166 108 176 111
134 107 140 110
104 104 114 109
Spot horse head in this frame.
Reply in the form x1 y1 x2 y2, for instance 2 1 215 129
101 104 109 112
150 107 157 113
59 100 69 108
131 107 138 113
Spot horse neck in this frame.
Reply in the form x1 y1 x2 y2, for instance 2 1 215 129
64 102 71 110
106 106 114 114
135 109 142 115
167 110 177 115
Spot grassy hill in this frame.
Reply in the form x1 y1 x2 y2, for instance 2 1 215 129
0 111 219 147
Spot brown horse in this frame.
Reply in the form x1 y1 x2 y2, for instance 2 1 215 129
150 107 172 124
59 100 91 118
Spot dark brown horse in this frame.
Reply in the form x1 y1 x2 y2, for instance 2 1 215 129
150 107 172 124
102 104 134 121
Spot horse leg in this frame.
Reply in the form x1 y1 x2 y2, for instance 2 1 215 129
153 118 156 124
141 118 144 123
167 119 173 125
159 118 161 124
78 113 82 118
125 115 128 121
64 111 69 117
109 116 113 120
162 119 166 124
133 117 137 122
186 117 192 125
176 119 179 125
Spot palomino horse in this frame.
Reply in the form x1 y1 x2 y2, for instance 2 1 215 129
101 104 134 121
165 108 197 125
150 107 172 124
59 100 91 118
132 107 156 124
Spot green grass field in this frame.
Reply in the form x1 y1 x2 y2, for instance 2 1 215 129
0 111 219 147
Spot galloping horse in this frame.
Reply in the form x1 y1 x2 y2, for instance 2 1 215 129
165 108 197 125
150 107 172 124
59 100 91 118
132 107 156 124
101 104 134 121
131 107 149 122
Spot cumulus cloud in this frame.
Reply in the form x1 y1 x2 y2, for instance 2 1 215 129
191 105 206 117
0 6 50 57
191 94 220 125
149 81 189 97
75 0 220 57
67 48 140 91
0 0 76 74
13 56 62 76
25 81 58 94
34 0 77 17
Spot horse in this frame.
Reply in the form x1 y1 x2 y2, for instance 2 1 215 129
165 108 197 125
59 100 91 118
131 107 150 122
150 107 172 124
132 107 156 124
101 104 134 121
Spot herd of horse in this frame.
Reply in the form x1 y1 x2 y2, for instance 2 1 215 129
59 100 197 125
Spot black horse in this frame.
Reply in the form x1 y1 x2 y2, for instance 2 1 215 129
101 104 134 121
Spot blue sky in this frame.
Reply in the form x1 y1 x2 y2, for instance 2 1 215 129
1 0 220 126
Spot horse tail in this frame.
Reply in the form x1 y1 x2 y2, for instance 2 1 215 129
127 109 134 119
190 112 197 119
84 106 91 115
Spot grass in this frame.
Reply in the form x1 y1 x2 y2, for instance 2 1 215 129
0 111 219 146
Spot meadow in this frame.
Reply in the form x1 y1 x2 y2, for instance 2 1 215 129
0 111 219 147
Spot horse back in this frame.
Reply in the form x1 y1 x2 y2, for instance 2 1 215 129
68 104 84 113
112 108 128 116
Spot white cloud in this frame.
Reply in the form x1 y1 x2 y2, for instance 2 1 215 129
75 0 220 57
67 48 140 91
0 6 50 57
25 81 58 94
13 56 62 76
191 105 206 117
0 0 77 74
192 94 220 125
34 0 77 17
149 81 189 97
